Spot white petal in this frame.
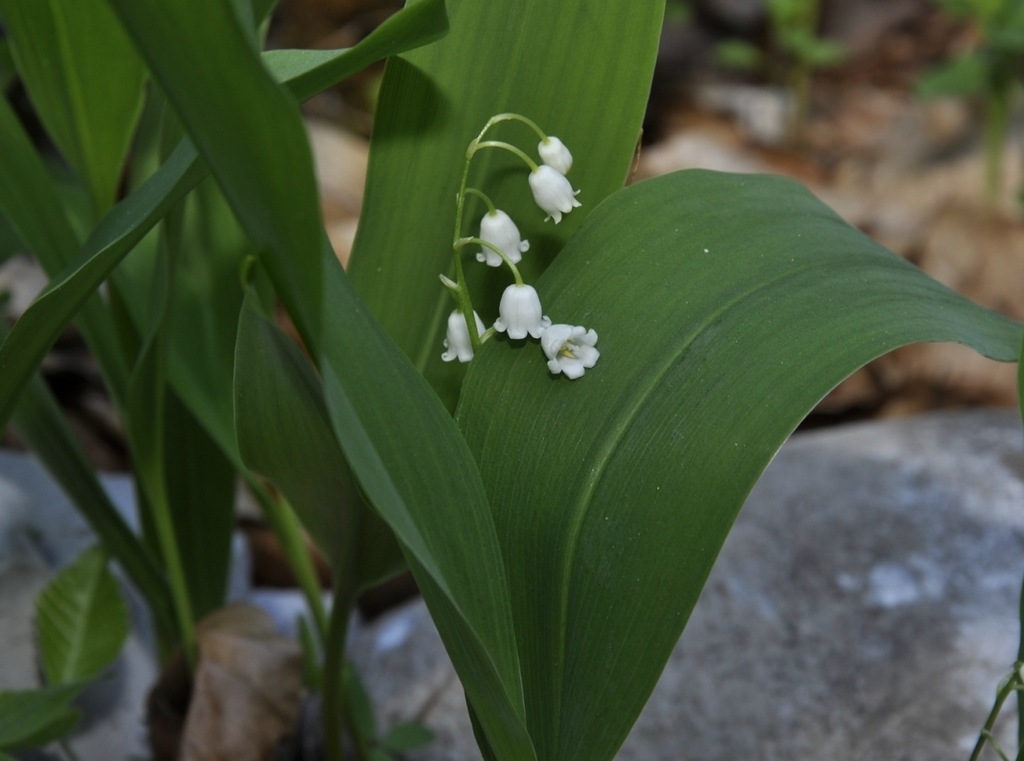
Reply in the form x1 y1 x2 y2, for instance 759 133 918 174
441 310 485 363
479 210 528 267
495 284 549 340
541 323 600 378
538 136 573 174
528 166 581 224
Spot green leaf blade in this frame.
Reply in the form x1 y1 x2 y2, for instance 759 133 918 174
35 547 129 685
347 0 666 410
458 170 1024 761
233 295 404 588
0 685 81 750
311 248 535 760
0 0 147 213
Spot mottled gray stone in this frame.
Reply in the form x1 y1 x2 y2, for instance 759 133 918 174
348 409 1024 760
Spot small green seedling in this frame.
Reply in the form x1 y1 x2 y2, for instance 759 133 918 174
717 0 846 145
917 0 1024 204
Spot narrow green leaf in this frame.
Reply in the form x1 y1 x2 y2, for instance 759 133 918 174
122 243 205 659
314 242 535 759
11 375 174 637
458 170 1024 761
233 294 403 588
0 0 146 214
263 0 448 102
103 0 322 346
104 0 534 755
0 686 81 750
0 92 129 401
348 0 666 409
0 0 448 433
162 391 235 619
110 176 239 620
36 547 129 685
0 313 173 637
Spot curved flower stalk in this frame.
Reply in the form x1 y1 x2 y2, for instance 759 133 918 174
494 284 550 340
541 324 600 379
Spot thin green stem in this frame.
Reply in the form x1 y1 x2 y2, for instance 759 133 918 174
458 236 524 285
323 582 359 761
147 481 197 668
449 140 482 351
470 140 539 172
970 667 1022 761
445 114 546 354
474 112 548 144
1016 571 1024 755
464 187 497 215
248 481 328 638
983 83 1010 205
449 248 482 350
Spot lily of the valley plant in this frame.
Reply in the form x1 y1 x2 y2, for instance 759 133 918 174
440 114 597 377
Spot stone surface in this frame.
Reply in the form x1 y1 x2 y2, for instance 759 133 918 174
347 409 1024 760
5 410 1024 759
0 451 250 761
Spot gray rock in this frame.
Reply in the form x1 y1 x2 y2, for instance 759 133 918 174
348 409 1024 760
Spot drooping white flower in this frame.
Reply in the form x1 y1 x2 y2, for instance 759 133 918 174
538 136 573 174
441 310 486 363
541 324 600 379
476 210 529 267
528 165 581 224
493 284 551 340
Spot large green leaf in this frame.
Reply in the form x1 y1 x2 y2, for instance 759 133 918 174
457 170 1024 761
347 0 665 409
0 0 146 214
36 546 129 685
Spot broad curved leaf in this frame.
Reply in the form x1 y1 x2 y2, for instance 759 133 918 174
457 170 1024 761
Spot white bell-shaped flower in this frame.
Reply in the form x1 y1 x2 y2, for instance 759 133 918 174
528 165 581 224
538 136 573 174
476 210 529 267
493 284 551 340
441 309 486 363
541 324 600 379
